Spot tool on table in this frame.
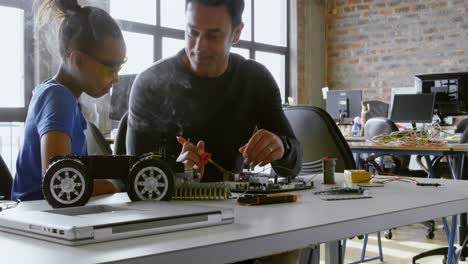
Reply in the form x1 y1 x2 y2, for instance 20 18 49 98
321 196 372 201
237 193 297 205
416 182 442 187
176 136 235 181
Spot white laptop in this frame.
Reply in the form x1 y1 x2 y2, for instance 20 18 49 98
0 201 234 246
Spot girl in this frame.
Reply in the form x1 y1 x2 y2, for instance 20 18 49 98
12 0 127 200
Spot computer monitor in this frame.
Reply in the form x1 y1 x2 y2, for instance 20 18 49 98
110 74 136 120
391 94 436 127
415 72 468 117
326 89 363 120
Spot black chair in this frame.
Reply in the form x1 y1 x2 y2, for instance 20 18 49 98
364 118 435 240
284 106 383 263
364 117 428 177
364 117 398 137
85 121 112 155
455 118 468 133
362 100 389 120
0 154 13 200
283 105 356 172
113 112 128 155
364 118 408 174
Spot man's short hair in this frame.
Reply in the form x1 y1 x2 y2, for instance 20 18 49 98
185 0 245 28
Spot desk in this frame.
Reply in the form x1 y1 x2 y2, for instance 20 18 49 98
345 136 460 144
1 175 468 264
348 142 467 180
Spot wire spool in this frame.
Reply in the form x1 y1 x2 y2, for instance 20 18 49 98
321 157 337 184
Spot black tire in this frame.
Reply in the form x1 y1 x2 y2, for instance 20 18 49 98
42 159 93 208
426 232 435 239
385 230 393 240
126 158 175 202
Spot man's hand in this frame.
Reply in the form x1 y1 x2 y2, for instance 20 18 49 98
239 129 284 168
176 140 206 177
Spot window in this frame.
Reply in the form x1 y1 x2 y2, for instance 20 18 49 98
0 0 33 121
110 0 289 101
254 0 287 46
160 0 185 30
0 6 24 108
256 51 286 100
162 37 185 58
0 0 33 174
0 122 24 176
110 0 156 25
121 32 154 75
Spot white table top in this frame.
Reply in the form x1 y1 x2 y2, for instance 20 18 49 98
2 174 468 264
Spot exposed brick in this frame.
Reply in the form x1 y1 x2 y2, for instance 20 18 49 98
431 2 448 9
395 6 410 13
325 0 468 103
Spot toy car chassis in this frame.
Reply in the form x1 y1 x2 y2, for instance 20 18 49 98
42 153 183 208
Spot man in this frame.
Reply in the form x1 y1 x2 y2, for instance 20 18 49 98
127 0 302 183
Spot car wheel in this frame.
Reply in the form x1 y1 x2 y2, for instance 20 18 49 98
42 159 93 208
126 158 175 201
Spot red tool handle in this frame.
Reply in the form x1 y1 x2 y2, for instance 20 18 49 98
176 136 212 165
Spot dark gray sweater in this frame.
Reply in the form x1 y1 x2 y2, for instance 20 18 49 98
127 50 302 182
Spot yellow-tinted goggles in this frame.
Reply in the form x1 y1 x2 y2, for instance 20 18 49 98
81 51 127 77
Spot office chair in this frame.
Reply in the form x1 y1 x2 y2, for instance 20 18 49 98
113 112 128 155
455 118 468 133
362 100 389 120
284 106 383 264
283 105 356 172
364 118 435 240
364 118 429 177
85 121 113 155
364 118 408 174
0 154 13 200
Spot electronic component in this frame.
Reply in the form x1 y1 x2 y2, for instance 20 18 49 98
173 182 231 200
237 193 297 205
314 187 366 195
248 176 270 186
344 170 372 183
230 180 313 194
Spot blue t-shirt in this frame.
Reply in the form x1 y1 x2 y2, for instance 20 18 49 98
12 80 87 201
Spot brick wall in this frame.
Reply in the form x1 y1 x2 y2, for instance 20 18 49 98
327 0 468 102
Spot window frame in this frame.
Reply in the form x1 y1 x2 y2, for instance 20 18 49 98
0 0 34 122
114 0 290 101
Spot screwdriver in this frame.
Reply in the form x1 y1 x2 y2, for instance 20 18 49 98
176 136 235 180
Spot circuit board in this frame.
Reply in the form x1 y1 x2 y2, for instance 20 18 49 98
227 177 314 194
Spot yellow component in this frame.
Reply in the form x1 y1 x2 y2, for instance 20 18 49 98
344 170 372 183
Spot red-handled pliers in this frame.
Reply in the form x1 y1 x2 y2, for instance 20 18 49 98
176 136 212 165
